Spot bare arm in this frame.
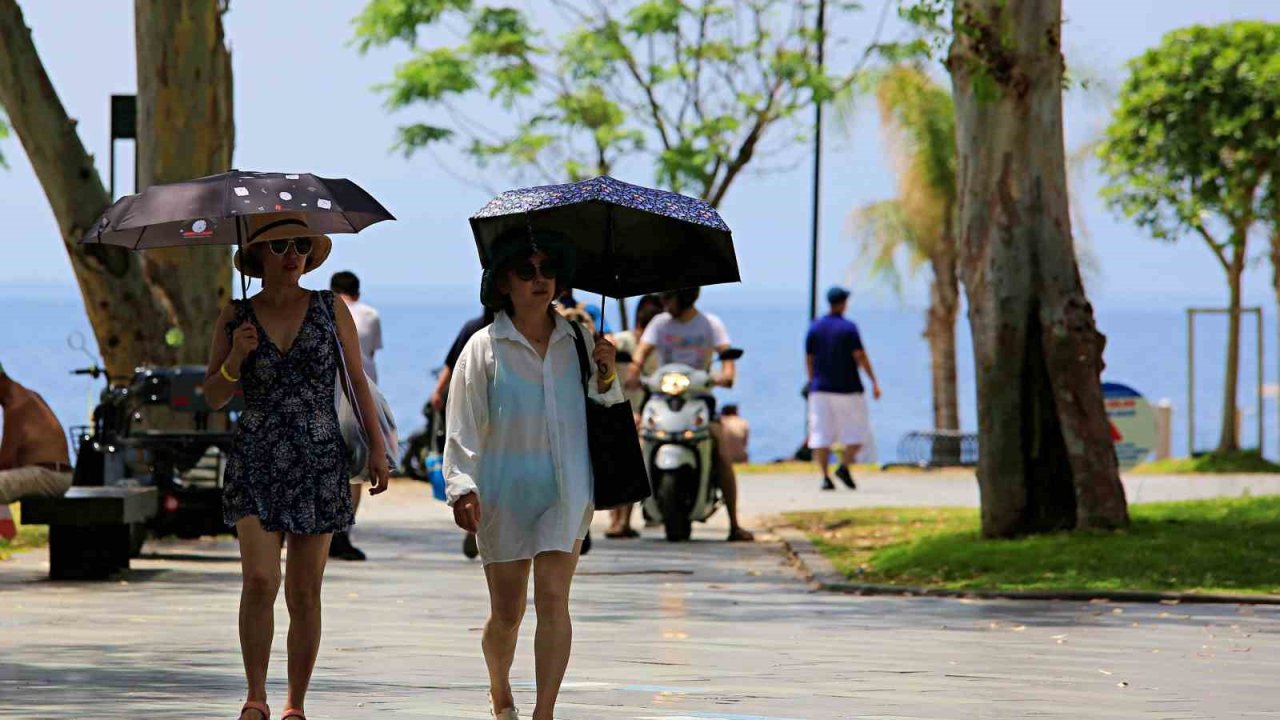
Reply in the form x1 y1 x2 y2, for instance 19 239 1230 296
0 420 16 471
626 341 655 387
715 346 736 388
854 350 881 399
203 304 250 410
430 365 453 412
805 354 814 384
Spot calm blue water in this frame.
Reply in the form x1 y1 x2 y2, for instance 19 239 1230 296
3 290 1276 463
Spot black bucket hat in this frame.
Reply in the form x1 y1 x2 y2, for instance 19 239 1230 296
480 228 576 310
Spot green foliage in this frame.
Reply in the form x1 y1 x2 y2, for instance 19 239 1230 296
0 503 47 560
851 65 955 289
1098 22 1280 248
1131 449 1280 475
354 0 887 205
788 496 1280 594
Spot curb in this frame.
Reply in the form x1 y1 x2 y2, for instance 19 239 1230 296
773 524 1280 606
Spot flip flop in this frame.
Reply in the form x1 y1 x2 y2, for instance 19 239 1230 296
281 709 306 720
239 701 270 720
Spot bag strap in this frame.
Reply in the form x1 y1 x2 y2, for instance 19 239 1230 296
568 321 591 396
317 291 370 444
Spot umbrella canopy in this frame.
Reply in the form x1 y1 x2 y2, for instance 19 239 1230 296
469 176 738 298
82 170 394 249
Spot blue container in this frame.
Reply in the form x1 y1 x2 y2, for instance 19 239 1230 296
427 453 447 502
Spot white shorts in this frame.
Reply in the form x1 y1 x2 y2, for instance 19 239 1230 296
808 392 871 449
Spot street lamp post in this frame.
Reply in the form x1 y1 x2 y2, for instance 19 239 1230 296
807 0 826 323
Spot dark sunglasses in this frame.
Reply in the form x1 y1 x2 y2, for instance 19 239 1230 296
267 238 314 257
513 260 558 281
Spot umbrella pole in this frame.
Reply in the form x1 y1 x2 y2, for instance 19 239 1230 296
237 216 249 300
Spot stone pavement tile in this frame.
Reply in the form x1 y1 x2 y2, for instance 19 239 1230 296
2 480 1280 719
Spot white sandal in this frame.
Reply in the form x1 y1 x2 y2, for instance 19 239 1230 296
491 706 519 720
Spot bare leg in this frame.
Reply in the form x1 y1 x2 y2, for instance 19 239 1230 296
607 504 635 534
283 532 332 713
840 445 860 467
532 545 582 720
814 447 832 477
484 559 532 713
711 423 752 539
236 517 284 719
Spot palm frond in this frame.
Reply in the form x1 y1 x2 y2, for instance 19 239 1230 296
849 199 928 296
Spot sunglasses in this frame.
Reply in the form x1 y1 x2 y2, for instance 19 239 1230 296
267 238 314 257
513 260 559 281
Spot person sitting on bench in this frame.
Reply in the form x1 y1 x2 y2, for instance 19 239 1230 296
0 362 72 540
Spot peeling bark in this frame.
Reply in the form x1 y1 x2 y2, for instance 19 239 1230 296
136 0 235 364
949 0 1128 536
0 0 178 377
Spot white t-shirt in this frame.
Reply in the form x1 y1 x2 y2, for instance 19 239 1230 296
640 310 731 371
345 300 384 383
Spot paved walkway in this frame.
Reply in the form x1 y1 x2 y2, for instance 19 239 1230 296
1 474 1278 719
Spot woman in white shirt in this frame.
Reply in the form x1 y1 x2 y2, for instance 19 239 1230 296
445 229 622 720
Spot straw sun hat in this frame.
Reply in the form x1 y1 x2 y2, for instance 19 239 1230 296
233 214 333 278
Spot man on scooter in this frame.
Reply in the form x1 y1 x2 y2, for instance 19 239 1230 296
626 288 755 542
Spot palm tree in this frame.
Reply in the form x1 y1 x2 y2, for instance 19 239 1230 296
851 65 961 435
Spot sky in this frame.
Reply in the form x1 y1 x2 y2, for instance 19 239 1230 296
3 0 1280 313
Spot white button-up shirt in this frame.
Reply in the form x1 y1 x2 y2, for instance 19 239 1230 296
444 311 625 564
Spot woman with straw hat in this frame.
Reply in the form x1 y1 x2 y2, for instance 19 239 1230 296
445 227 623 720
202 214 391 720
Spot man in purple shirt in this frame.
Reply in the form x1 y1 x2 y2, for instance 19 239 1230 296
805 286 881 490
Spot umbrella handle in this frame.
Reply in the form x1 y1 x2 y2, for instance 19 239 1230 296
597 292 609 375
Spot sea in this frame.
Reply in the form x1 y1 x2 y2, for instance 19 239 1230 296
4 286 1277 464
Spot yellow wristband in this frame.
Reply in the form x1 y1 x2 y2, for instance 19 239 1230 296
219 363 240 383
600 371 617 385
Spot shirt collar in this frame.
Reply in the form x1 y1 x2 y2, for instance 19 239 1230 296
491 311 576 351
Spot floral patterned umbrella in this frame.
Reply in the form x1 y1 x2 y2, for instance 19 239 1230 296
81 170 394 250
470 175 739 298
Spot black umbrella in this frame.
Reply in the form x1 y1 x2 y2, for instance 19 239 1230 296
83 170 393 248
469 176 739 300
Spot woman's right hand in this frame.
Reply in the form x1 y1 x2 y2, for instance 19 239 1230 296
228 321 259 367
453 492 481 533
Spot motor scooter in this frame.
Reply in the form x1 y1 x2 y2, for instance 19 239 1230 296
638 349 743 541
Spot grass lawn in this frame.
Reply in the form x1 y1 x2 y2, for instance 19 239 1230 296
787 495 1280 596
0 503 48 561
1131 449 1280 474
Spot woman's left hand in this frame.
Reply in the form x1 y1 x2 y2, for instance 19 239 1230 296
367 452 391 495
593 335 617 384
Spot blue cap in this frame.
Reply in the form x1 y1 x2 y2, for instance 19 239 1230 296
826 286 851 304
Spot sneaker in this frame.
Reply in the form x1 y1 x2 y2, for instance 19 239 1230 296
462 532 479 559
821 476 836 491
835 465 857 490
329 531 367 561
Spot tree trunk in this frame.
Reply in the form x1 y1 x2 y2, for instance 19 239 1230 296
135 0 235 364
927 222 961 432
949 0 1128 537
0 0 179 378
925 241 961 466
1216 241 1245 453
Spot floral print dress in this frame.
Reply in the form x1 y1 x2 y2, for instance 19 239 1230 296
222 290 353 534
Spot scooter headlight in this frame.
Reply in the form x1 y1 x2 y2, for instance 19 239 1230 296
659 372 691 395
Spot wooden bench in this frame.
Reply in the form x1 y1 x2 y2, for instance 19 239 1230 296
20 487 158 580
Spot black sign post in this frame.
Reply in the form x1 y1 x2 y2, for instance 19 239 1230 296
109 94 137 199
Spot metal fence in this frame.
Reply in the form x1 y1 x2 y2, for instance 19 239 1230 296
883 430 979 469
